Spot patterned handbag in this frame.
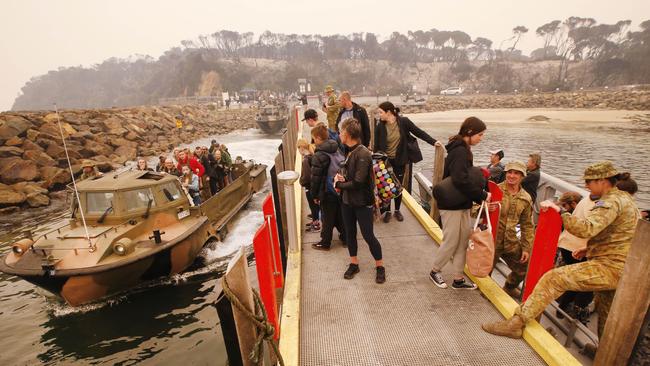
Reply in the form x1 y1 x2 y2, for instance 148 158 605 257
371 153 403 205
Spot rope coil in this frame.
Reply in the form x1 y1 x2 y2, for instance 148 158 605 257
221 276 284 366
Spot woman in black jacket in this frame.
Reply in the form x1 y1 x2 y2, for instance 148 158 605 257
335 118 385 284
374 101 439 223
429 117 491 290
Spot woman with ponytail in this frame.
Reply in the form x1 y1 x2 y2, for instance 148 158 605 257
429 116 491 290
374 101 439 222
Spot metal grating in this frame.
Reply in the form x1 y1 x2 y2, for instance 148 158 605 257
300 204 545 366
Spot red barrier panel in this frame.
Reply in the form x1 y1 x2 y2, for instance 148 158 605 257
262 194 284 288
253 221 280 339
488 181 503 243
522 209 563 301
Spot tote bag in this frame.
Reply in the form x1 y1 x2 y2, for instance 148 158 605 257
466 201 496 277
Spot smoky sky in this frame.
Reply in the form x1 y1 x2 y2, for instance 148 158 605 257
1 0 648 111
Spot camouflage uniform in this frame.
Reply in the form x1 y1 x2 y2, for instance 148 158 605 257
516 162 640 336
324 87 340 130
494 180 534 288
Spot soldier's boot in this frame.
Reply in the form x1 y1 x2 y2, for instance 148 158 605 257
503 283 521 299
481 314 525 339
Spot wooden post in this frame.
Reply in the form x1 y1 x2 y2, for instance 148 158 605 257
429 143 445 223
225 248 259 366
595 219 650 366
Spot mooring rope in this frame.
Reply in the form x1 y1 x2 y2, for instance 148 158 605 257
221 276 285 366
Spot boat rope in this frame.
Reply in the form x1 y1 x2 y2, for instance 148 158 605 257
221 276 284 366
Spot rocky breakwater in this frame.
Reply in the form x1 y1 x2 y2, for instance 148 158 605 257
400 90 650 114
0 105 255 213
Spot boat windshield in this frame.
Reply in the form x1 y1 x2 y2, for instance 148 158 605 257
86 192 114 215
123 188 156 212
161 182 183 202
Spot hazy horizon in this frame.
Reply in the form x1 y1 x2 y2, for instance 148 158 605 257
1 0 648 112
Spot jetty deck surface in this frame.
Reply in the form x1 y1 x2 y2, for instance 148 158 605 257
299 195 545 366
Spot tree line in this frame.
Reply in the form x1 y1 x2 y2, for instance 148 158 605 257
12 17 650 110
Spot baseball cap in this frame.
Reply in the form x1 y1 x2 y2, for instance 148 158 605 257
302 109 318 121
490 149 504 160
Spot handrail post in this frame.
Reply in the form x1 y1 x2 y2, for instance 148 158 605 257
429 143 445 223
277 171 300 253
595 219 650 365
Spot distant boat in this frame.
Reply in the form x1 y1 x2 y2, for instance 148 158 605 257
255 104 288 134
0 161 267 306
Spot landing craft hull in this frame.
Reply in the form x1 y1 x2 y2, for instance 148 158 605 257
0 162 268 306
255 118 287 134
2 219 209 306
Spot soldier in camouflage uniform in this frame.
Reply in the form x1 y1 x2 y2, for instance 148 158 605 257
482 161 640 339
491 161 534 298
322 85 340 130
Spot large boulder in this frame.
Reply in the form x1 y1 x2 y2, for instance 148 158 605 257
40 166 72 189
0 188 26 207
0 158 40 184
22 139 44 152
26 192 50 208
114 145 137 161
45 143 65 159
26 129 40 141
23 150 56 166
4 136 23 146
11 181 49 195
0 146 24 158
102 117 123 131
0 115 33 142
84 141 114 157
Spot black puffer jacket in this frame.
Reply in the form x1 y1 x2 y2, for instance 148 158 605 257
335 144 374 207
310 140 339 199
440 139 488 210
373 116 437 166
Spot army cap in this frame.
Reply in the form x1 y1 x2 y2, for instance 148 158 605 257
582 161 619 180
81 160 95 168
324 85 334 92
505 161 527 176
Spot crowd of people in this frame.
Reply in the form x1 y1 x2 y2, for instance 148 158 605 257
298 85 647 341
136 140 234 206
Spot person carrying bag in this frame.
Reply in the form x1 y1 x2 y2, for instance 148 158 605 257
373 101 438 223
467 201 496 277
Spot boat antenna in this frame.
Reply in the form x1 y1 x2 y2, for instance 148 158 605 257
54 104 95 252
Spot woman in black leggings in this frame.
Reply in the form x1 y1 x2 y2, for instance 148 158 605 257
334 118 385 284
374 101 438 223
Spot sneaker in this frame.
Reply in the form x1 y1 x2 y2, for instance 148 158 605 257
574 305 590 326
311 242 331 251
382 211 392 223
451 278 477 290
307 221 321 232
375 266 386 284
429 271 447 289
394 210 404 222
344 264 360 279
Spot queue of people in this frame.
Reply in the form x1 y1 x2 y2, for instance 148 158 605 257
300 85 646 343
130 142 235 206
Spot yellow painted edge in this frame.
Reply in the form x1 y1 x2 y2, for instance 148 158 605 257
401 191 443 244
279 115 303 366
402 191 581 366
